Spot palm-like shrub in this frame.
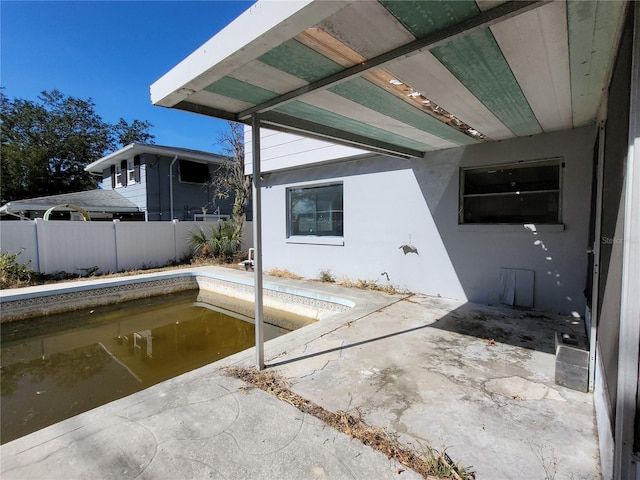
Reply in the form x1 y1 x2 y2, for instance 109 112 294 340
188 227 210 257
189 221 242 262
209 221 242 260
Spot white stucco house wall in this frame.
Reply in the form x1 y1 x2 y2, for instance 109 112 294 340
245 126 594 316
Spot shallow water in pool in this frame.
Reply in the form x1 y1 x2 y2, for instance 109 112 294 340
1 290 302 444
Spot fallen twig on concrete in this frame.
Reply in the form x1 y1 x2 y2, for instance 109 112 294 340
223 366 474 480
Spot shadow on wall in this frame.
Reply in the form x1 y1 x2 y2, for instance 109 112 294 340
263 127 595 315
414 126 596 314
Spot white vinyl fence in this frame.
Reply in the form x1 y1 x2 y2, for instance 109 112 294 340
0 219 254 275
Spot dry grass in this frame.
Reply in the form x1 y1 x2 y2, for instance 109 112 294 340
266 268 302 280
2 257 246 290
8 257 406 299
337 278 401 295
318 269 335 283
43 263 199 284
223 366 473 479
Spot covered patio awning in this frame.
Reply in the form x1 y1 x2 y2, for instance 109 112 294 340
150 4 640 476
151 0 627 159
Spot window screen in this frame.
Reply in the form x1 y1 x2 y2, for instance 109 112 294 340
460 160 562 224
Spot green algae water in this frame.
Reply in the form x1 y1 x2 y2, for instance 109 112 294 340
1 290 312 444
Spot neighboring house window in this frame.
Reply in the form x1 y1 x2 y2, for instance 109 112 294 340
127 160 136 184
111 158 139 188
287 183 343 237
459 159 562 224
114 164 123 187
179 159 211 184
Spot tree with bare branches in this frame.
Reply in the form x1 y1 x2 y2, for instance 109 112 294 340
210 121 251 228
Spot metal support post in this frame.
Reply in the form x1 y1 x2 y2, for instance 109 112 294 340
251 114 265 371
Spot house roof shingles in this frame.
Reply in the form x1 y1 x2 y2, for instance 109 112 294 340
0 190 140 214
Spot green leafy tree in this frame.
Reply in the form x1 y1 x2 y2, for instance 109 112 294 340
113 118 155 146
0 89 155 203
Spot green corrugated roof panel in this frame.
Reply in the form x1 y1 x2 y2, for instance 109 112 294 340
379 0 479 37
204 77 279 105
380 0 541 137
258 38 344 83
330 77 478 146
431 29 543 136
276 101 435 152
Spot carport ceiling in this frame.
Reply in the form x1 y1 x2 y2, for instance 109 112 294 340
151 0 627 159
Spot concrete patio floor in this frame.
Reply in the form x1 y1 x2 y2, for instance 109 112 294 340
256 290 599 479
1 271 600 479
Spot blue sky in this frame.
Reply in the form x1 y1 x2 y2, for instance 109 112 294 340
1 1 256 154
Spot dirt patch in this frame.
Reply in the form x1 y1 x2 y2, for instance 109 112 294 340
223 366 474 480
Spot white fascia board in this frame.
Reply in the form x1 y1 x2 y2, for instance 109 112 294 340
135 145 228 164
150 0 350 108
85 144 137 172
86 144 228 173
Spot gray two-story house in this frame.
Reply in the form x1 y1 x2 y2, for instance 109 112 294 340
85 143 235 221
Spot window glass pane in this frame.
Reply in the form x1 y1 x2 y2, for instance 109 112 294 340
288 184 343 236
179 160 211 184
115 165 122 186
127 160 136 182
463 192 559 223
464 164 559 195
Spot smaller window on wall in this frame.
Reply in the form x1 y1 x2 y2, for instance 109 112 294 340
127 160 136 184
460 159 562 224
115 164 123 187
179 160 211 184
287 183 343 237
